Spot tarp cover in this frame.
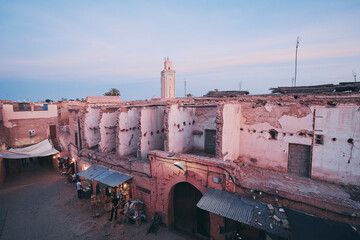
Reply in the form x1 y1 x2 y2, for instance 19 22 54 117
97 170 132 187
77 166 131 187
197 188 254 224
197 188 290 238
77 165 108 180
0 139 58 159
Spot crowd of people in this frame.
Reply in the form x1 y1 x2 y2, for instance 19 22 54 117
57 157 74 175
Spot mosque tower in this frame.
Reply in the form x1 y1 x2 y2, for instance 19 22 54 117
161 57 176 98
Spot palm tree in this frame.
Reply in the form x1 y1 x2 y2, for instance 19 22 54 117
104 88 121 96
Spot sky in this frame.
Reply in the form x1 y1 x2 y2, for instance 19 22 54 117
0 0 359 102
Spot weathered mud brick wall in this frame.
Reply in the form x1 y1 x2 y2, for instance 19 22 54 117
139 106 166 159
98 107 119 153
221 103 241 161
167 104 217 154
237 99 313 172
311 105 360 185
84 106 101 150
117 107 141 158
1 103 58 147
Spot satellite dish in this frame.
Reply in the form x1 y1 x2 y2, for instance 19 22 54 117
174 162 185 171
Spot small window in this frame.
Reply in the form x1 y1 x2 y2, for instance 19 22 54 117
205 129 216 154
75 132 78 148
269 129 278 140
315 135 324 145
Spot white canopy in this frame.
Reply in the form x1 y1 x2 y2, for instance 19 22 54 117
0 139 58 159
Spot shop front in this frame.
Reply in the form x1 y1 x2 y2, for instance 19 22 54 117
77 165 133 217
0 139 59 179
196 188 290 240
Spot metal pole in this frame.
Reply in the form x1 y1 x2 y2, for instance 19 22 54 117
294 37 300 87
353 70 357 82
184 80 187 97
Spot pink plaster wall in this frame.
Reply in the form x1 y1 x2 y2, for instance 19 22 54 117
225 100 360 186
167 105 196 153
118 107 141 157
0 105 6 146
237 102 313 171
222 103 242 161
2 104 57 128
67 109 82 151
99 109 118 153
84 106 101 149
58 125 70 151
1 104 58 147
167 105 217 153
139 107 166 159
148 150 234 228
311 105 360 185
193 107 217 150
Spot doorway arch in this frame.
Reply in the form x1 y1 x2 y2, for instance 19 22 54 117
171 182 210 237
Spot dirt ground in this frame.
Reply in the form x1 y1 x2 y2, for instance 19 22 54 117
0 163 187 240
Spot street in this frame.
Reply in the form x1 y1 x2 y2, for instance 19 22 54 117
0 164 186 240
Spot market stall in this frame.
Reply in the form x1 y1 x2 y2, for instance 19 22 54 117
96 170 133 212
76 166 133 217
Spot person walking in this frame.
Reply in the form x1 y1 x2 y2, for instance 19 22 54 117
109 195 120 221
76 180 82 199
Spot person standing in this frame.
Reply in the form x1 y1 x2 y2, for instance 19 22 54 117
76 180 82 199
109 196 120 221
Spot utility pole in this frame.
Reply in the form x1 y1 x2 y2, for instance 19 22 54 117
294 37 300 87
184 79 187 97
352 70 357 82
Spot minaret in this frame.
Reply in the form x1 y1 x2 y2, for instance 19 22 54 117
161 57 176 98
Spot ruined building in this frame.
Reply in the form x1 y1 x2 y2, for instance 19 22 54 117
1 85 360 239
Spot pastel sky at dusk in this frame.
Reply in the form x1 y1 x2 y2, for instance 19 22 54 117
0 0 359 102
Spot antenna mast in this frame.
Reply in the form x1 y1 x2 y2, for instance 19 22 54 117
294 37 300 87
353 70 357 82
184 79 187 97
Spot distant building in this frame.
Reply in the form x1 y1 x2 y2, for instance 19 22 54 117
85 96 121 104
204 90 250 97
161 57 176 98
0 102 58 148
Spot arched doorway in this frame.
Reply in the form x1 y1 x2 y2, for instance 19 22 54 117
173 182 210 237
